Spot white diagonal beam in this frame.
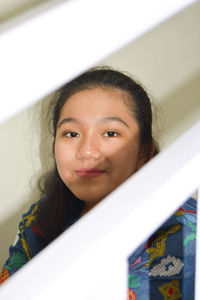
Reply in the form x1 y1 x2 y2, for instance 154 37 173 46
0 0 196 123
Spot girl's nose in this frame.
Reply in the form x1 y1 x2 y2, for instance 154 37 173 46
76 136 102 161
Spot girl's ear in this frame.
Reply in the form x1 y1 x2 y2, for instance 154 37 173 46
135 150 146 171
135 141 156 171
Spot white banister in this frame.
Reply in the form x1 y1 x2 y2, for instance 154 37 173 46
0 0 196 123
0 121 199 299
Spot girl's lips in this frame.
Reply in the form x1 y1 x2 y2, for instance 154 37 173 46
76 168 106 178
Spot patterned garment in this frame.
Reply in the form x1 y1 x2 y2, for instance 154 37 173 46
0 198 196 300
128 197 196 300
0 202 46 283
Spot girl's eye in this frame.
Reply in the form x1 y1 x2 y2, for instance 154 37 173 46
103 131 119 137
64 132 80 138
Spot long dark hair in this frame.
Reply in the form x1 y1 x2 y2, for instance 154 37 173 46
36 67 159 243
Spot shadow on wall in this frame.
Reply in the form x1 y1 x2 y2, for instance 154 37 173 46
158 71 200 148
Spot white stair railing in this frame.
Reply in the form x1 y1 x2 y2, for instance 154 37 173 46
0 121 199 299
0 0 196 123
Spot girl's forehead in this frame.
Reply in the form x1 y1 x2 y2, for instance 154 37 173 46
57 88 139 134
60 87 132 116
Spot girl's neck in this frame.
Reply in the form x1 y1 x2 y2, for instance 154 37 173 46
81 201 98 216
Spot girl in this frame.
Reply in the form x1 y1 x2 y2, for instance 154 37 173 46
0 68 196 300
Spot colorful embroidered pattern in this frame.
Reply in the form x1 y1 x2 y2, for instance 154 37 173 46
4 251 27 271
23 204 38 227
129 257 141 269
32 223 40 236
149 255 184 277
146 225 181 266
19 227 31 260
158 280 182 300
0 267 9 285
19 203 38 260
183 220 196 246
128 274 141 288
128 288 136 300
174 208 196 216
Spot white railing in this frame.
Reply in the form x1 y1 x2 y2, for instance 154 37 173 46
0 0 196 123
0 121 199 299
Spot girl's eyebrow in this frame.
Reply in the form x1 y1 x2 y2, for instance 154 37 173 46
57 116 129 128
57 117 79 128
98 116 129 128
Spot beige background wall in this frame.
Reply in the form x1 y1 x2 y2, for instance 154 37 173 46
0 1 200 268
0 0 47 22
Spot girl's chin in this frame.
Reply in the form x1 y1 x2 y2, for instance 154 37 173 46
70 185 114 204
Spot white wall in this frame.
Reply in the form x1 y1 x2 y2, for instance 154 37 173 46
0 1 200 268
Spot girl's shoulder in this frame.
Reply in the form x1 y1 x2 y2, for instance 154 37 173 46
19 199 46 256
20 201 39 228
175 197 196 215
0 200 46 283
20 199 46 234
173 197 196 227
9 199 46 262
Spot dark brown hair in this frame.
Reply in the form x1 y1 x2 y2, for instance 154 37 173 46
36 67 159 243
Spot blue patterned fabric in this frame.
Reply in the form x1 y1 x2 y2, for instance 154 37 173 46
128 197 196 300
0 198 196 300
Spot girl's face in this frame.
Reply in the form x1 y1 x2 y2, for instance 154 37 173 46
55 88 143 210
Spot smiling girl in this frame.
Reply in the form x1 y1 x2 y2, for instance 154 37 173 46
55 87 142 209
0 68 196 300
